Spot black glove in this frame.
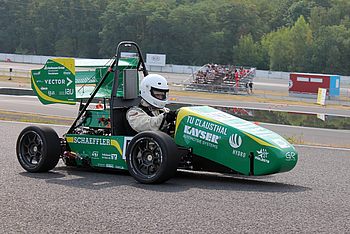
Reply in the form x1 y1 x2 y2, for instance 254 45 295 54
165 110 177 123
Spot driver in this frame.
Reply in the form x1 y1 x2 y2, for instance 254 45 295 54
126 74 176 133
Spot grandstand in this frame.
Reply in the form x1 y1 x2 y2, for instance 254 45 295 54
185 64 256 94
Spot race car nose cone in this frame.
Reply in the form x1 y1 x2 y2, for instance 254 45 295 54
253 147 298 175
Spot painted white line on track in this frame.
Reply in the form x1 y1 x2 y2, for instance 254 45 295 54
170 100 350 117
0 94 36 98
0 109 75 119
295 144 350 151
260 122 350 132
170 99 350 118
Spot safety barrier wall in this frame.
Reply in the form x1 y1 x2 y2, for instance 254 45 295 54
147 64 202 74
1 53 349 84
0 53 52 64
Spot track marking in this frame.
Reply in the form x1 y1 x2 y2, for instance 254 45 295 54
295 144 350 151
261 122 350 132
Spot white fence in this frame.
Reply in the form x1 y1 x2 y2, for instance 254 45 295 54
1 53 349 83
0 53 52 64
256 70 290 80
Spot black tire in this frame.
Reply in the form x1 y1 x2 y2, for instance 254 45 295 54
126 131 180 184
16 126 61 172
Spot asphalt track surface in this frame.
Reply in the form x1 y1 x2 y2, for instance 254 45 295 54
1 121 349 233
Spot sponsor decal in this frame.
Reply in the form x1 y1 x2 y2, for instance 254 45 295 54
122 137 133 160
285 152 297 161
44 79 66 85
184 125 219 144
289 80 293 88
183 116 230 149
101 153 111 160
255 149 270 163
232 149 246 158
187 116 227 135
44 65 65 70
111 154 118 160
48 90 55 96
229 134 242 149
92 151 99 158
183 134 218 149
73 137 111 146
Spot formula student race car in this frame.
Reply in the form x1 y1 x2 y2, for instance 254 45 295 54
16 41 298 184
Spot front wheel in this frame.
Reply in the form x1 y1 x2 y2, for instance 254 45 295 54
126 131 179 184
16 126 61 172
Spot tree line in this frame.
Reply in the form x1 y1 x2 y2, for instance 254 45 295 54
1 0 350 75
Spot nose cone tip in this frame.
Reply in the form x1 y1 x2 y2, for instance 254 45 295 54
279 149 298 173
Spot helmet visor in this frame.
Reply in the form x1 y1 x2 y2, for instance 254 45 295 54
151 88 169 101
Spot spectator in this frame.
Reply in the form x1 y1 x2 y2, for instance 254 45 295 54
248 81 253 94
96 100 104 109
235 69 239 88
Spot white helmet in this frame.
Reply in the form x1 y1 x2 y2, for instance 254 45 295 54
140 74 169 108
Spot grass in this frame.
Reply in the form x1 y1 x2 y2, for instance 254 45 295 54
0 75 30 84
284 134 305 145
0 109 73 126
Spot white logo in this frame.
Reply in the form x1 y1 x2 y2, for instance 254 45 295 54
232 149 246 158
255 149 270 163
229 134 242 148
257 149 268 158
151 55 161 62
289 80 293 88
111 154 118 160
184 125 220 144
285 152 297 161
92 151 99 158
67 77 73 86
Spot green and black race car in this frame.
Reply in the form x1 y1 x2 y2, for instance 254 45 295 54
16 41 298 184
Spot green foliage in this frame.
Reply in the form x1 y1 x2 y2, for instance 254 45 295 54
233 34 262 67
1 0 350 74
289 16 313 71
262 27 292 71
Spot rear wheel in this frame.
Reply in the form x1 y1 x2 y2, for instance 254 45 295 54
126 131 179 184
16 126 61 172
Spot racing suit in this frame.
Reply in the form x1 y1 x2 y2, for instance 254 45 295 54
126 99 171 132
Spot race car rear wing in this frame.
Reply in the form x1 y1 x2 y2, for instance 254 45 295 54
31 58 76 105
31 57 139 105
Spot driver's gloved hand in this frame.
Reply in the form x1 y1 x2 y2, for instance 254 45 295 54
165 110 177 123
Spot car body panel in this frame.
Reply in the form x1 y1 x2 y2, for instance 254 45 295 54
66 134 131 170
174 106 298 175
